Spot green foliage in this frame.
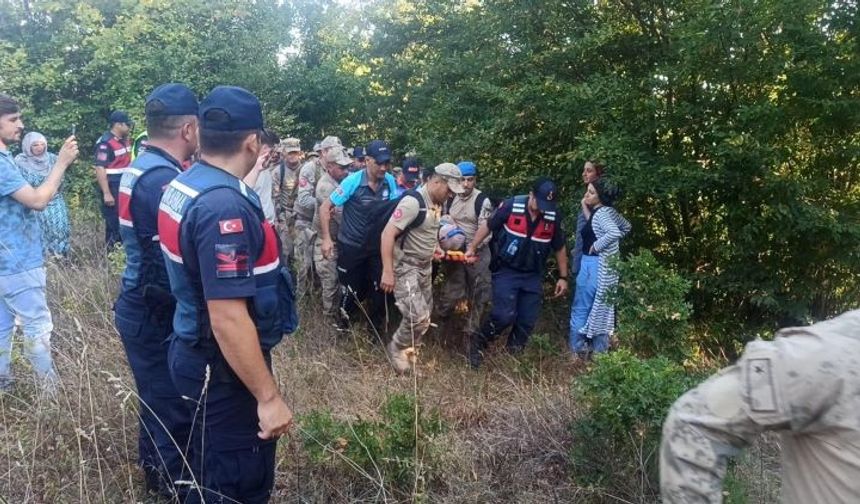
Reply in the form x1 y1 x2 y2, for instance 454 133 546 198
0 0 857 339
610 250 693 362
570 350 700 494
298 393 446 494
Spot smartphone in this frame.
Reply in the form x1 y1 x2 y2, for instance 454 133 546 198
70 124 76 137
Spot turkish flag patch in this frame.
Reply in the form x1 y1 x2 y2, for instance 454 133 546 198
393 208 403 220
215 243 250 278
97 151 108 161
299 177 309 188
219 218 244 235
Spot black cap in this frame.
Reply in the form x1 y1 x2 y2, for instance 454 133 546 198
365 139 391 164
402 157 422 183
109 110 132 125
146 83 199 116
199 86 264 132
532 177 558 213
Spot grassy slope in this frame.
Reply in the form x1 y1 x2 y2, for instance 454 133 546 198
0 223 779 503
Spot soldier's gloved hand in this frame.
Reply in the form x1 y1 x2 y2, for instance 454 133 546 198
257 396 293 440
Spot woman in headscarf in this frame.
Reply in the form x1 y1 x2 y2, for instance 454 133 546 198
15 132 70 257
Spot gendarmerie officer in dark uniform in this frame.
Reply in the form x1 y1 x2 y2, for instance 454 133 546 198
114 84 199 499
94 110 133 249
158 86 297 503
465 177 569 368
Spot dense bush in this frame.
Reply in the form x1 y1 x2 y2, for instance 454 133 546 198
569 350 700 496
298 392 446 496
610 250 693 363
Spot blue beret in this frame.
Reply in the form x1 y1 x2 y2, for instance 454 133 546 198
146 83 198 116
457 161 477 176
199 86 264 132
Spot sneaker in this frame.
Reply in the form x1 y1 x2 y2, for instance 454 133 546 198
387 341 413 375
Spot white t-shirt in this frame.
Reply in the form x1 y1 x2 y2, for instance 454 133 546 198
253 169 276 224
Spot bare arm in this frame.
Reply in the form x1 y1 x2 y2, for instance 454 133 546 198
13 137 79 210
208 298 293 439
553 245 569 297
466 221 491 257
379 222 401 293
320 198 335 259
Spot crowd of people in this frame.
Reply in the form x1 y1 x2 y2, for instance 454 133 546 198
0 83 635 501
8 83 852 504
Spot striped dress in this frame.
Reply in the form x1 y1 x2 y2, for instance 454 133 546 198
584 206 631 339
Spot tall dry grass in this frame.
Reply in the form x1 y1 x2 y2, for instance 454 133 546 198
0 221 779 503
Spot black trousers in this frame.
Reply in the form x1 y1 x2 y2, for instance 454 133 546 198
100 179 122 249
336 241 388 331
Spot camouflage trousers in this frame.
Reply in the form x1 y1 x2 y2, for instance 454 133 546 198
293 224 316 302
435 251 491 334
313 238 340 316
391 261 433 350
276 216 295 264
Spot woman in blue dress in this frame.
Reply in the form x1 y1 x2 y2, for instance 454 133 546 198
15 132 70 257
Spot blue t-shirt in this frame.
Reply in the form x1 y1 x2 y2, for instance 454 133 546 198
0 149 43 276
330 169 397 247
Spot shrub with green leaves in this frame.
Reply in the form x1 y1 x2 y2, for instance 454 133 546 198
298 393 446 494
570 350 701 494
609 250 693 363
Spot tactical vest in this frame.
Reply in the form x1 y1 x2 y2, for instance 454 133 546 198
158 162 298 350
117 149 181 296
494 195 557 273
99 133 131 181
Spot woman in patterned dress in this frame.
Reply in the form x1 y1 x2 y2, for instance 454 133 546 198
15 132 70 257
570 178 630 358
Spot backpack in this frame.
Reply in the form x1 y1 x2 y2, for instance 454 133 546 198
444 192 489 221
362 189 427 251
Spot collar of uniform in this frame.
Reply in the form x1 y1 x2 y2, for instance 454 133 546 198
140 144 182 170
0 148 10 157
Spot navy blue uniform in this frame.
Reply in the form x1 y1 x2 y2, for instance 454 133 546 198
94 132 131 249
473 196 565 357
159 161 295 504
114 146 192 498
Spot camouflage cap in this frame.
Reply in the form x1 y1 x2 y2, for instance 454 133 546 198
328 148 352 166
280 137 301 153
320 135 342 150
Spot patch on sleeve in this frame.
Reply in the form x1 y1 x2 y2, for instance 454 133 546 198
392 208 403 220
97 151 108 161
299 177 309 188
219 218 244 235
215 243 250 278
746 358 777 412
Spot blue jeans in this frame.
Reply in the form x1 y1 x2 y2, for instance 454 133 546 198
0 267 56 385
569 256 602 353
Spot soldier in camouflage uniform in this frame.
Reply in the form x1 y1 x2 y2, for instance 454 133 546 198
661 309 860 504
380 163 465 374
294 136 343 302
271 137 302 262
435 161 494 337
312 148 351 317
